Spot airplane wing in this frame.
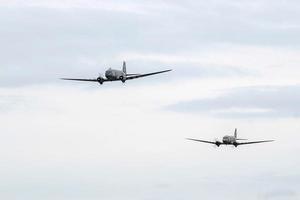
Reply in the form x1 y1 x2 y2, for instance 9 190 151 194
61 78 99 82
126 69 172 80
61 78 110 82
186 138 220 145
237 140 274 146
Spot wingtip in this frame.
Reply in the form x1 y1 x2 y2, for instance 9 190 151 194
264 140 275 143
60 78 72 80
186 138 195 141
162 69 172 73
266 140 275 142
162 69 172 72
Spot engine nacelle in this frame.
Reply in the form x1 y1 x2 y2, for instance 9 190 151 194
97 77 104 84
119 76 126 83
215 141 221 147
233 142 238 147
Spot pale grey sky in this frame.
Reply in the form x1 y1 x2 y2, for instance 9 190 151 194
0 1 300 200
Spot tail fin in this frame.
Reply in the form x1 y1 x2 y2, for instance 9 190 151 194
234 128 247 140
122 61 127 74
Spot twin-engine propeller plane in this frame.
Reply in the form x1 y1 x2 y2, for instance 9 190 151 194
61 61 172 85
186 129 274 147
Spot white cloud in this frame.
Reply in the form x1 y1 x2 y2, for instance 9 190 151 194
120 44 300 69
167 85 300 118
119 44 300 86
0 0 184 15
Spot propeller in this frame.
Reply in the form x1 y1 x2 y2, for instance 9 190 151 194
119 75 126 83
97 73 104 84
214 138 221 147
233 142 238 148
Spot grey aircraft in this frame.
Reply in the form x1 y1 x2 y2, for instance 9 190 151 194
186 129 274 147
61 61 172 85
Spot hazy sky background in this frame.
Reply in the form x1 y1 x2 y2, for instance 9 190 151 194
0 0 300 199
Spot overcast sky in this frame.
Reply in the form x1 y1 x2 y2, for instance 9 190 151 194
0 1 300 200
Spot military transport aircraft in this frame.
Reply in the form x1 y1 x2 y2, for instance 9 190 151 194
186 129 274 147
61 61 172 85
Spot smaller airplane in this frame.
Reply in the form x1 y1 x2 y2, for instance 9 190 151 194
61 61 172 85
186 129 274 147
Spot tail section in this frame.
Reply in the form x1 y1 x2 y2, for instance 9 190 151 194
234 128 248 140
122 61 127 74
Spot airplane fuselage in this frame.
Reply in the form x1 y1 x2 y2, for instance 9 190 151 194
105 69 126 82
222 135 237 145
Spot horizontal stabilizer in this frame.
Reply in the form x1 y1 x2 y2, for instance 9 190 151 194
126 73 141 76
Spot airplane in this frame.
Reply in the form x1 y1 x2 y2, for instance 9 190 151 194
61 61 172 85
186 129 274 147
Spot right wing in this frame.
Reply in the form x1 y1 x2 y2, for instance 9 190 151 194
186 138 220 145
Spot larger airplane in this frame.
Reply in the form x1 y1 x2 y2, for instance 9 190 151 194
61 61 172 85
186 129 274 147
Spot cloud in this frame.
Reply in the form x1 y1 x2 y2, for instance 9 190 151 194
167 85 300 118
0 0 185 16
262 189 297 199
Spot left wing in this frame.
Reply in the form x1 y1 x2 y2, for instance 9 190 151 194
237 140 274 146
60 77 111 83
186 138 222 145
126 69 172 80
61 78 100 82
